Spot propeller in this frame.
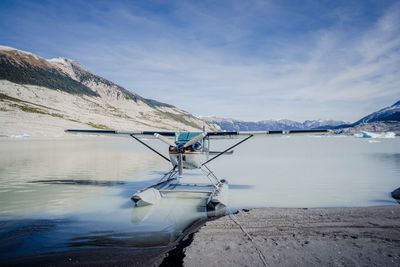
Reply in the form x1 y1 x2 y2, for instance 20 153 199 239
154 133 176 147
183 132 207 148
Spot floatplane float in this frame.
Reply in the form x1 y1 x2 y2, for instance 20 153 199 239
66 128 330 209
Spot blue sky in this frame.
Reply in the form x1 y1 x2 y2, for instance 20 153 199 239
0 0 399 121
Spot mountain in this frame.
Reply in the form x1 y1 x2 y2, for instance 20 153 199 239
338 121 400 135
336 100 400 135
203 117 347 131
0 46 218 136
205 100 400 134
354 100 400 124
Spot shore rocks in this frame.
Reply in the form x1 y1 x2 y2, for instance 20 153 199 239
391 187 400 200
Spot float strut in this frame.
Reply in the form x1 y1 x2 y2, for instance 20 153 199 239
178 153 183 177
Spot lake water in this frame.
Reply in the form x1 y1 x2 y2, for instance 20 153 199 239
0 135 399 260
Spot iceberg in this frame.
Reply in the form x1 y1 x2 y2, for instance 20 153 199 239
354 131 395 139
8 133 30 139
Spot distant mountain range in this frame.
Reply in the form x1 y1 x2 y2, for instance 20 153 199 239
202 117 347 131
0 46 217 136
204 100 400 134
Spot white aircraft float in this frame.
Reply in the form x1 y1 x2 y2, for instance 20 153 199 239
66 128 330 210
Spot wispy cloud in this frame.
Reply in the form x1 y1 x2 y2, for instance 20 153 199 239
0 0 399 121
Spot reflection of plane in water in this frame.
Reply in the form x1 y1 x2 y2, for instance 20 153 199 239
69 196 227 249
66 128 330 210
129 196 226 247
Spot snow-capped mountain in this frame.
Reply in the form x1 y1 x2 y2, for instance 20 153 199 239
354 100 400 124
0 46 218 136
202 117 347 131
204 100 400 133
334 100 400 135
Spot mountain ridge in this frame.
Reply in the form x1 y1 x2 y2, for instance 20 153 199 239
203 116 347 131
353 100 400 125
0 47 173 108
205 99 400 134
0 46 218 136
0 48 99 97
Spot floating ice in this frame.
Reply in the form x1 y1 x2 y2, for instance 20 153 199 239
354 131 395 139
8 133 30 139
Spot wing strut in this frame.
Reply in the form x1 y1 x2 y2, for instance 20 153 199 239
202 134 253 166
130 134 171 162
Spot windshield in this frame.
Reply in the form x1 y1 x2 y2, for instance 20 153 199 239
176 132 202 142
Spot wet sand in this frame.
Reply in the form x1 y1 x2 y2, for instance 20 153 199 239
184 206 400 266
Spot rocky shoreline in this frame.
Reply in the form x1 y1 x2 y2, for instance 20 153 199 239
184 206 400 266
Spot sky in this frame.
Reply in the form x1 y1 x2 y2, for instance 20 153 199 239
0 0 399 122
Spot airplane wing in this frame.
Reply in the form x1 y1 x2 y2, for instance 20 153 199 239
205 129 332 138
65 129 332 139
65 129 176 138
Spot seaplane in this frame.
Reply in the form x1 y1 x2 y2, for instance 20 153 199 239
65 128 330 210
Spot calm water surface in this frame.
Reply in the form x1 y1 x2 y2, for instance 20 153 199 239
0 135 399 259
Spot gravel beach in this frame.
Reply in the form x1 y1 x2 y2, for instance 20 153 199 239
184 206 400 267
